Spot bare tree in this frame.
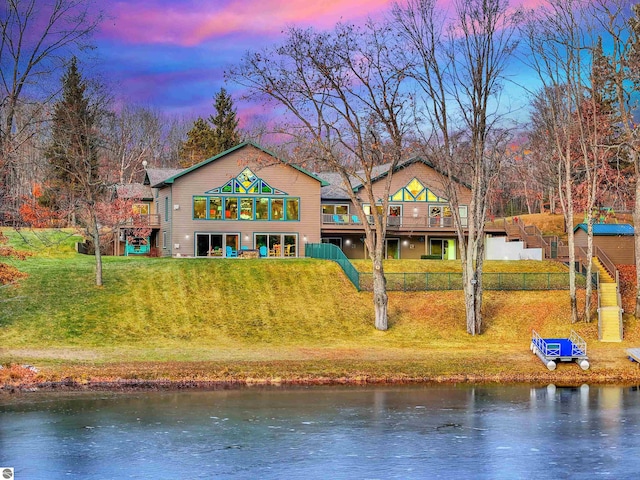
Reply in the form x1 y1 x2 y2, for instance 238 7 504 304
393 0 520 335
0 0 102 222
6 100 50 209
591 0 640 317
523 0 618 323
228 20 411 330
101 105 165 185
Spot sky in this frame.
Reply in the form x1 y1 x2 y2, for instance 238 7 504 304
92 0 546 126
93 0 395 122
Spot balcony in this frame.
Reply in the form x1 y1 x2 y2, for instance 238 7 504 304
321 214 467 230
122 214 161 228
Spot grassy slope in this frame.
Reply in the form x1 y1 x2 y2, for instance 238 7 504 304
2 228 640 386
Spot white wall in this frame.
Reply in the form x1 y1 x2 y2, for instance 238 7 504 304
485 236 543 261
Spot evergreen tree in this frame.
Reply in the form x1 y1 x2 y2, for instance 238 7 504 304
178 117 215 168
46 57 99 202
209 87 240 154
178 88 241 168
45 57 105 286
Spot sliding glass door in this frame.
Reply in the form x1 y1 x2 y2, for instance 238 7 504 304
196 233 239 257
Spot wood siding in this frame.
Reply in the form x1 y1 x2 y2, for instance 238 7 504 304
574 230 635 265
322 161 471 231
370 161 472 208
158 144 321 257
321 161 469 260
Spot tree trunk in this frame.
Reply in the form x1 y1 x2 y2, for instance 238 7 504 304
90 207 103 287
461 235 482 336
584 220 593 323
560 161 579 323
372 255 388 331
634 178 640 318
567 221 578 324
94 234 103 287
523 181 532 215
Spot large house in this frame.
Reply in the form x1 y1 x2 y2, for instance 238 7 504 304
117 142 497 259
316 157 474 260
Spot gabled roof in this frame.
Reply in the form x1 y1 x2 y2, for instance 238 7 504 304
145 168 185 187
115 183 153 200
316 172 355 200
362 156 471 191
574 223 634 236
154 141 328 188
316 156 469 200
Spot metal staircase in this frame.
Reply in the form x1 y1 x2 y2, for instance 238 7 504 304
594 257 623 342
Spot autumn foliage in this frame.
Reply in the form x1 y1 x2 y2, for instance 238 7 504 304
0 232 30 285
18 183 59 228
617 265 636 314
0 364 41 385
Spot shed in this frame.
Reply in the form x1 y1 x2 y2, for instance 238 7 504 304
573 223 635 265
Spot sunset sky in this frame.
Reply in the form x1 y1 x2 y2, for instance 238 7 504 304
92 0 546 124
94 0 394 120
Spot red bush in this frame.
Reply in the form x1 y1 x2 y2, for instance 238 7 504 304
617 265 636 314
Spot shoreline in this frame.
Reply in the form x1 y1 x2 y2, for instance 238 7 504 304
3 342 640 394
3 369 640 394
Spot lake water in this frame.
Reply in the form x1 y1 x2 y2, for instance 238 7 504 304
1 384 639 479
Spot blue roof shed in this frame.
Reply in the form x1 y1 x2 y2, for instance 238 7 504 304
574 223 634 236
573 223 635 265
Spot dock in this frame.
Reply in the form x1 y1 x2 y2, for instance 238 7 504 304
627 348 640 365
531 330 589 371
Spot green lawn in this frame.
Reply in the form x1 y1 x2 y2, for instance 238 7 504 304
2 228 639 385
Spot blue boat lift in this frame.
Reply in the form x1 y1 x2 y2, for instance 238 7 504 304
531 330 590 371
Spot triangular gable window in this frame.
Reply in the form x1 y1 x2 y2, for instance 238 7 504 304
389 178 447 202
205 168 287 195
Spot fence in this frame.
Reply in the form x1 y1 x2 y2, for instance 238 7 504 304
358 272 589 292
305 243 591 292
305 243 361 290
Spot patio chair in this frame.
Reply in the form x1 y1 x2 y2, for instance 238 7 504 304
259 246 268 257
226 245 238 257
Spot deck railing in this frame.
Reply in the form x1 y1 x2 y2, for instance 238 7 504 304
321 214 467 228
506 218 554 258
305 243 361 290
122 214 160 227
568 330 588 356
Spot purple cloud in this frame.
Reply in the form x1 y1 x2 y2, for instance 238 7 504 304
99 0 395 47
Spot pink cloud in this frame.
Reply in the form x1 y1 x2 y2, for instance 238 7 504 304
101 0 551 46
100 0 395 46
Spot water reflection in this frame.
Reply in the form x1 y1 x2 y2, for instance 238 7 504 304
1 384 639 479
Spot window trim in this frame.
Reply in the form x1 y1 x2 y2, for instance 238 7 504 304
191 195 300 222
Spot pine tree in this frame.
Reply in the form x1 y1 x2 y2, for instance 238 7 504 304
209 87 240 154
46 57 99 202
178 117 215 168
178 88 241 168
45 57 105 286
